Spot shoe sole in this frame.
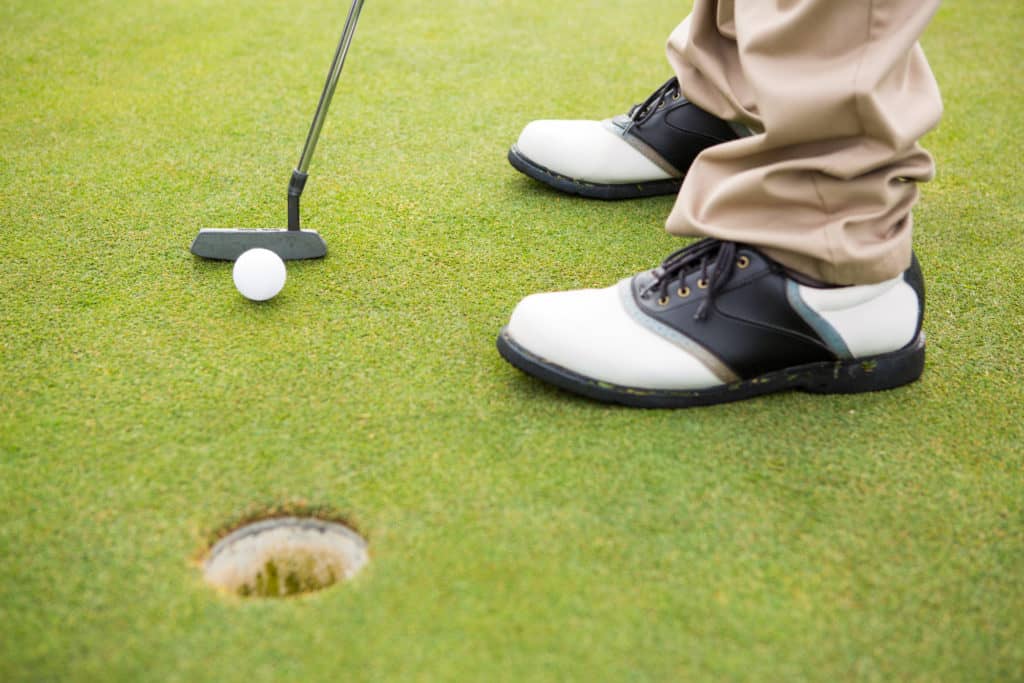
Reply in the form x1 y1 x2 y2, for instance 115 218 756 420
508 145 683 200
497 327 926 409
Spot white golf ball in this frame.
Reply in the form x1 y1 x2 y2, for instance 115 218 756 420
232 248 287 301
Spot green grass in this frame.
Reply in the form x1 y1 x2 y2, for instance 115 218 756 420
1 0 1022 680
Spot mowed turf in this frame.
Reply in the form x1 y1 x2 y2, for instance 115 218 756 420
1 0 1022 680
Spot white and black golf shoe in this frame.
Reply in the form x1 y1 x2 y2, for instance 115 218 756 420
508 78 741 200
497 240 926 408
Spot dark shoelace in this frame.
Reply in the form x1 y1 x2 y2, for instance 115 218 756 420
639 239 738 321
628 77 683 125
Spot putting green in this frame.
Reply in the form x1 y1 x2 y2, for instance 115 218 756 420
1 0 1022 680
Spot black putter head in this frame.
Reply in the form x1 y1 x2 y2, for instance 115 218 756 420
190 228 327 261
191 0 365 263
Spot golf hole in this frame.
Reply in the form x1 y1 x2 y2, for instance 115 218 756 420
203 517 368 598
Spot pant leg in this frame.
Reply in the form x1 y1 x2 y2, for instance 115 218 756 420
665 0 943 285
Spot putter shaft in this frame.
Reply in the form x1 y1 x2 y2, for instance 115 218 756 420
297 0 366 174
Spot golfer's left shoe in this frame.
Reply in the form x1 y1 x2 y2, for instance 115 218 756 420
497 240 926 408
509 78 739 200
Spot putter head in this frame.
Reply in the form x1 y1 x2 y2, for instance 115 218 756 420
190 228 327 261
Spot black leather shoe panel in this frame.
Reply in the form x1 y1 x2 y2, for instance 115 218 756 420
631 249 836 379
664 103 738 140
713 268 822 342
628 98 739 176
905 253 925 339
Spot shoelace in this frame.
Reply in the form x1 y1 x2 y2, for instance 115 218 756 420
639 239 739 321
628 77 683 125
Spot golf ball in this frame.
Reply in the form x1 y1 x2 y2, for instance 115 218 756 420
233 248 287 301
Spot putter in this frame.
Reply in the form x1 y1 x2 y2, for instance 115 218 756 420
190 0 367 260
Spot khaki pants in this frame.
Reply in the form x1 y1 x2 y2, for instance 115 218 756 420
666 0 943 285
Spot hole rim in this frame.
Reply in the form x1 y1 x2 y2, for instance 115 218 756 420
202 515 369 599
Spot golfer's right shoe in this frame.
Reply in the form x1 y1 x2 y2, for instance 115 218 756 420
497 240 926 408
508 78 740 200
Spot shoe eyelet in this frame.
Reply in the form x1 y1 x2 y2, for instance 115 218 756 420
737 255 750 269
697 278 709 289
657 296 670 306
677 286 690 298
671 92 681 101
